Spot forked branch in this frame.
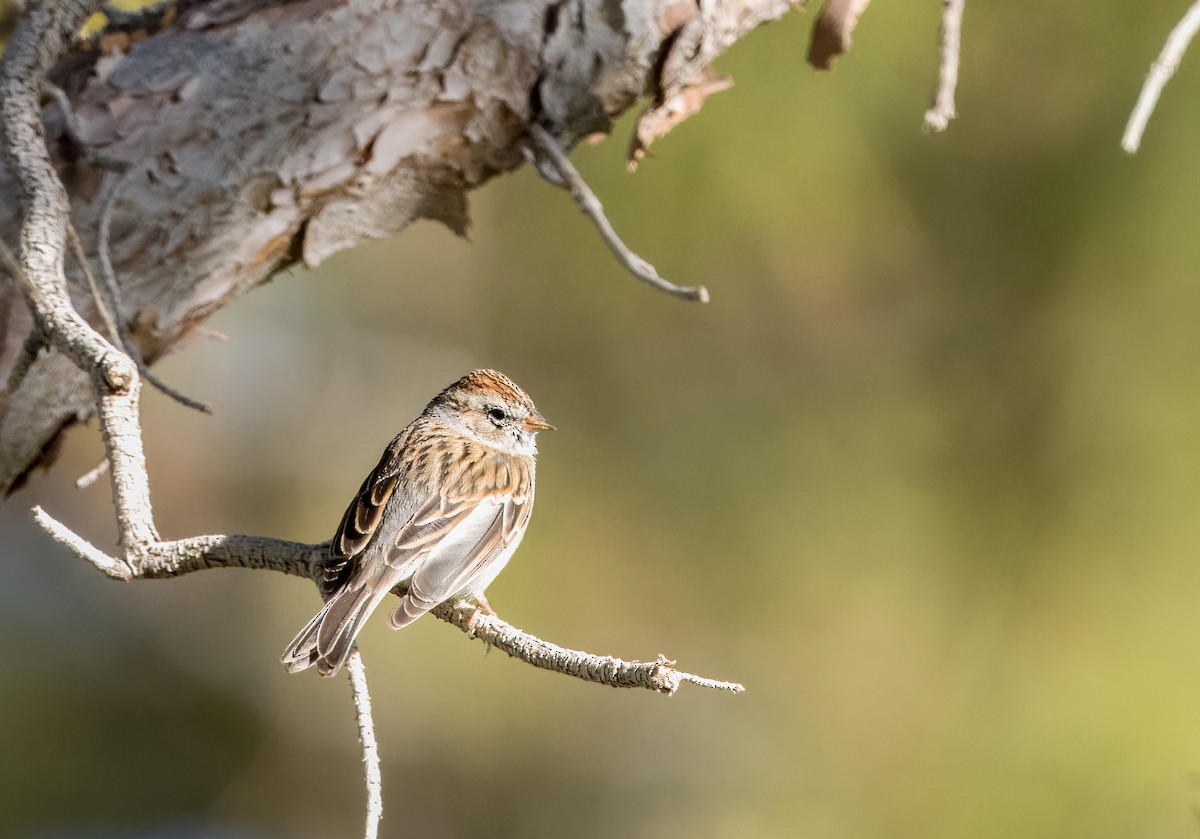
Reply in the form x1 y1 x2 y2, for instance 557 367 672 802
4 4 740 835
33 504 743 693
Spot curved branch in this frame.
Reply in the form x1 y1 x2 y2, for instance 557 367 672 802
0 0 134 392
33 505 743 693
526 125 710 304
1122 0 1200 153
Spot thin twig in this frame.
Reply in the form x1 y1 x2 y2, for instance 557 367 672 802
435 600 745 694
923 0 964 132
42 81 130 172
43 82 84 152
676 670 746 692
97 170 212 414
0 228 34 295
34 505 135 577
6 320 46 392
75 457 109 489
66 222 122 345
0 235 48 391
1122 0 1200 153
346 651 383 839
525 124 709 303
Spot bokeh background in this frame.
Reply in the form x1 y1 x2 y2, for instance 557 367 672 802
7 3 1200 837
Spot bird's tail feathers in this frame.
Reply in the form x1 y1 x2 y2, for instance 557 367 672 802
281 581 391 677
280 602 330 674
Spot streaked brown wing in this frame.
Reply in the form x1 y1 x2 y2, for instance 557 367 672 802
322 433 405 598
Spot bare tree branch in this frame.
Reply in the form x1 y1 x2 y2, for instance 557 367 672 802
1122 0 1200 153
66 222 121 345
4 1 745 830
526 124 709 303
437 600 744 693
347 651 383 839
33 503 743 692
96 170 212 414
0 0 134 394
924 0 965 132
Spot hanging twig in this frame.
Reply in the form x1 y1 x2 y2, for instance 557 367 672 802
66 222 122 345
525 124 710 303
1122 0 1200 153
42 81 130 172
97 171 213 414
923 0 965 132
347 651 383 839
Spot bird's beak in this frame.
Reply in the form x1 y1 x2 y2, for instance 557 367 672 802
523 410 555 432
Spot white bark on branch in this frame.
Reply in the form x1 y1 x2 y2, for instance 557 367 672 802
1122 0 1200 153
3 3 753 829
526 123 709 303
347 651 383 839
33 503 743 692
923 0 964 132
0 0 800 492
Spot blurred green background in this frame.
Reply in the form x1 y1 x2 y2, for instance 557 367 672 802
7 3 1200 837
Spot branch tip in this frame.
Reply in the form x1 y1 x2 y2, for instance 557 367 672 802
31 505 133 579
438 600 743 694
75 458 110 490
1122 0 1200 153
923 0 964 133
526 124 710 303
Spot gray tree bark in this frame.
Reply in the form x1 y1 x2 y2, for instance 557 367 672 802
0 0 796 493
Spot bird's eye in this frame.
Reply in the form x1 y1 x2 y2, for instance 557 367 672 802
487 407 506 423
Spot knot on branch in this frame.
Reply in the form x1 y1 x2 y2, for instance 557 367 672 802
96 349 136 392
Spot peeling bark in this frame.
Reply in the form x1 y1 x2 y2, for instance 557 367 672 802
0 0 800 493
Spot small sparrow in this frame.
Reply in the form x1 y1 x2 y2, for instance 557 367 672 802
282 369 553 676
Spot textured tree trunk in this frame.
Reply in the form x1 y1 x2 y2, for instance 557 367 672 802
0 0 796 493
